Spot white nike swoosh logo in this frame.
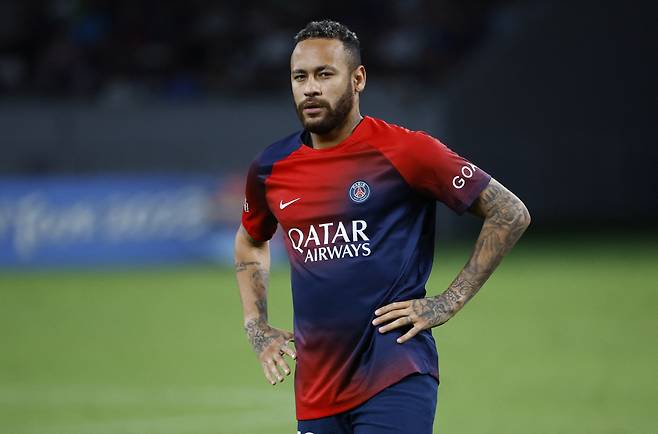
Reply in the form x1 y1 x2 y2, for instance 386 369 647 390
279 198 301 209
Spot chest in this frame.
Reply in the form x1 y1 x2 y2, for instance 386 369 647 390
265 145 408 229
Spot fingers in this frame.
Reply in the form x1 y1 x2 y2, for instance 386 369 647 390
261 340 296 385
372 308 408 326
266 358 283 384
273 353 291 378
261 363 276 385
373 300 426 344
280 342 297 360
397 325 422 344
377 316 412 333
375 301 411 316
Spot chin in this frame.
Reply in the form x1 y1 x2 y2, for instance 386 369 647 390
304 113 325 123
304 118 327 130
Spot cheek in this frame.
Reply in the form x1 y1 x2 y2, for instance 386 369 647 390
291 86 305 105
326 82 348 103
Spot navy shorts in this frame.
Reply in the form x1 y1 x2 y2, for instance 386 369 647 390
297 373 438 434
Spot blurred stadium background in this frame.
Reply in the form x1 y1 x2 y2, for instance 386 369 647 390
1 1 656 433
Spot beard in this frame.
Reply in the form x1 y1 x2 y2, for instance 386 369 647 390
295 82 354 135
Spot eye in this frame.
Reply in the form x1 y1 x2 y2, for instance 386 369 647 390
319 71 333 78
293 75 306 81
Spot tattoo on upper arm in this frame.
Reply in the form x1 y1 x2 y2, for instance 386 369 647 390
470 180 530 273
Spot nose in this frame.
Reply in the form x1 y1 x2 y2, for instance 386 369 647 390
303 77 321 97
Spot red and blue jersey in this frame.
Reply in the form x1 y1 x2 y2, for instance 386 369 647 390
241 116 491 420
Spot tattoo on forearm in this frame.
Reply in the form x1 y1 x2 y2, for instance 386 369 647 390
235 260 269 320
235 261 260 272
236 259 276 353
249 266 269 321
255 298 267 321
452 274 479 298
251 268 269 296
414 180 530 328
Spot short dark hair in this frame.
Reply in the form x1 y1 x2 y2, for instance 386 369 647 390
294 20 361 70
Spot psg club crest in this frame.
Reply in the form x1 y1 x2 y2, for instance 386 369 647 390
349 180 371 203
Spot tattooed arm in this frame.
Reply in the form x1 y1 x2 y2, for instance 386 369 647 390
372 178 531 343
235 225 295 384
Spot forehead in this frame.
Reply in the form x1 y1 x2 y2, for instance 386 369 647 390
290 38 349 71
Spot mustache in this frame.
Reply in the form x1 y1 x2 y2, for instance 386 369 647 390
298 99 330 110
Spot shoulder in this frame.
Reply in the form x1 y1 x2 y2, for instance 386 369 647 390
365 116 445 160
251 130 304 175
365 117 439 149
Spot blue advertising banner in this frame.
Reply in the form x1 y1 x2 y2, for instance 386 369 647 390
0 174 262 267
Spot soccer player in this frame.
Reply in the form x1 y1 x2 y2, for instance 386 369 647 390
234 20 530 434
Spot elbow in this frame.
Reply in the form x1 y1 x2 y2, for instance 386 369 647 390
235 225 252 245
235 224 267 249
485 199 531 239
518 201 531 230
234 225 252 255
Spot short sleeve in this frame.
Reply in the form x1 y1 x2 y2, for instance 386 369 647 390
241 161 278 241
396 132 492 214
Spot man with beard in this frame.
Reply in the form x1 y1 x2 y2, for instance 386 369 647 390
234 20 530 434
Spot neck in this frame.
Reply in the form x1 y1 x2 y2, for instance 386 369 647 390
310 109 363 150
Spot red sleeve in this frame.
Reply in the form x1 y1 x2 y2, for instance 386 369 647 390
241 161 278 241
390 131 492 214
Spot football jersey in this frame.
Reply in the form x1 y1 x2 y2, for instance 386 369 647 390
241 116 491 420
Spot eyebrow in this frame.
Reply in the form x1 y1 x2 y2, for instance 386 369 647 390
291 65 337 74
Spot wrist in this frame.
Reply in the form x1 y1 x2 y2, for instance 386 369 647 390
428 293 462 325
243 316 268 330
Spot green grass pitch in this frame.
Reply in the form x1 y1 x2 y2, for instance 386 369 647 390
1 236 656 434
